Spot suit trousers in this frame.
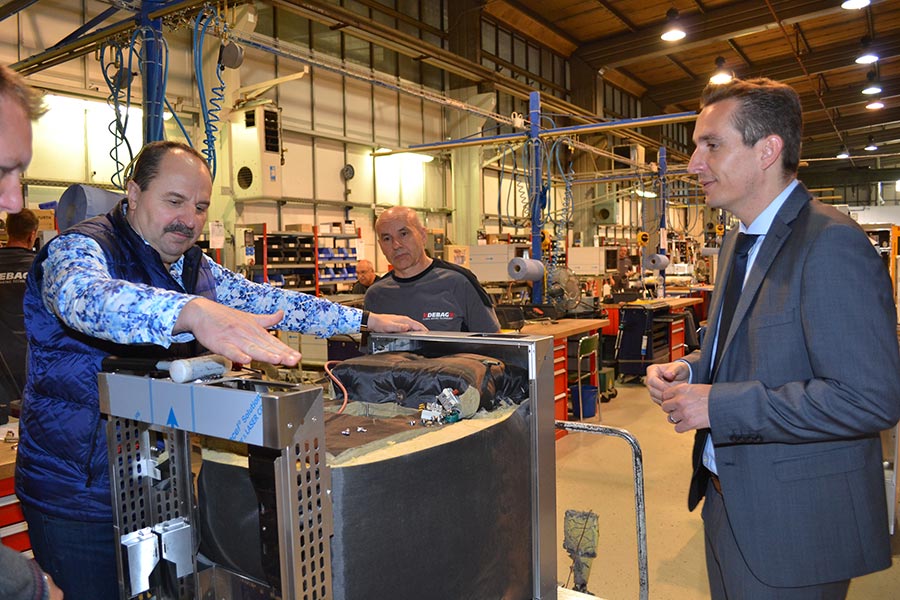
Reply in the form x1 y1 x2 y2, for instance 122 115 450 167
702 480 851 600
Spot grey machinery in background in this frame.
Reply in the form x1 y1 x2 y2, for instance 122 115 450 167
99 330 557 599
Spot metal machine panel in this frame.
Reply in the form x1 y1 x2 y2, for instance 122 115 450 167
100 331 556 599
368 331 557 600
100 375 329 600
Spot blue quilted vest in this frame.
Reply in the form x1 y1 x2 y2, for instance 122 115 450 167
16 199 216 521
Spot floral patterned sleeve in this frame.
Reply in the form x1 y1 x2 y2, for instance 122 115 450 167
42 234 194 346
203 257 363 338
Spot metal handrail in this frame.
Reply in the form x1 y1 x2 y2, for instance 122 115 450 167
556 420 648 600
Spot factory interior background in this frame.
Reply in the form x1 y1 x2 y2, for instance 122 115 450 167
2 1 900 598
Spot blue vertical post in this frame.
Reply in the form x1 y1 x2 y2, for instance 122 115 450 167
141 1 165 143
529 91 544 304
658 146 667 297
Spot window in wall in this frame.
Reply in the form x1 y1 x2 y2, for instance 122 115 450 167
311 21 341 57
480 18 570 102
602 82 640 121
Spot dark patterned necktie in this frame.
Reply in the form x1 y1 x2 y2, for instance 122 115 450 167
713 233 759 379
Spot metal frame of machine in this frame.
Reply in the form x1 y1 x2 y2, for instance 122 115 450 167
98 330 557 599
99 374 329 599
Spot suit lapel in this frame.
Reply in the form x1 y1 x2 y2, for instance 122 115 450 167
715 185 811 372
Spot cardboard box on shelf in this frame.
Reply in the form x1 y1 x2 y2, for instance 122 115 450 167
285 223 314 233
34 209 55 232
445 245 470 268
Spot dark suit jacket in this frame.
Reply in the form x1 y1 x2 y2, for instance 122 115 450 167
684 182 900 587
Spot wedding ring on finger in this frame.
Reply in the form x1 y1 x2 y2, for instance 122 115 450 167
668 414 678 425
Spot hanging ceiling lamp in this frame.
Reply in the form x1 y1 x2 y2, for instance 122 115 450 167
855 36 879 65
862 70 882 95
709 57 733 85
661 8 686 42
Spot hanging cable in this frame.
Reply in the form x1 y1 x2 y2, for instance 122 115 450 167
193 7 225 181
101 41 135 190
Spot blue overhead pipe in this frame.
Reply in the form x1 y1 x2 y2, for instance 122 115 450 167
658 146 668 297
141 0 165 143
529 91 544 304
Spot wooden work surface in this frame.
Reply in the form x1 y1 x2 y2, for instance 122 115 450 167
621 297 703 311
0 434 17 480
519 318 609 340
657 296 704 310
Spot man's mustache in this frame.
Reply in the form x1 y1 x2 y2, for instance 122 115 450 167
164 223 195 236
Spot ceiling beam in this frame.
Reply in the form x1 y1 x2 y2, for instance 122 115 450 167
799 167 900 186
10 0 208 77
799 78 900 115
648 36 900 108
0 0 41 22
576 0 846 69
803 106 900 138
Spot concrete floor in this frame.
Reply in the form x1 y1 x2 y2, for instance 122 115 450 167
555 381 900 600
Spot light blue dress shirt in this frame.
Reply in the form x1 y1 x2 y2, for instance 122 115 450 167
702 179 800 474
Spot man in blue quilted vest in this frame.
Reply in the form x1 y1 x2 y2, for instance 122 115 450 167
16 140 425 600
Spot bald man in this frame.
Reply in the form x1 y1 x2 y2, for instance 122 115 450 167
350 258 377 294
366 206 499 332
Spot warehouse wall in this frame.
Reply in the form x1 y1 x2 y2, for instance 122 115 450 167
1 1 454 273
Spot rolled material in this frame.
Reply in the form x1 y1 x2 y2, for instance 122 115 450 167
701 246 720 257
507 257 544 281
166 355 232 383
56 184 123 230
642 253 670 271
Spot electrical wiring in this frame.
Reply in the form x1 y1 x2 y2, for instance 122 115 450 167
193 7 225 182
324 360 349 414
101 41 134 190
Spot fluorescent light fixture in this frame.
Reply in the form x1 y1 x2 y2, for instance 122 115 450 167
373 147 434 163
864 135 878 151
865 97 885 110
634 188 657 198
709 56 733 85
855 37 879 64
836 145 850 159
841 0 870 8
661 8 686 42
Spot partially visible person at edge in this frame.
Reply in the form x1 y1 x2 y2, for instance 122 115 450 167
646 77 900 600
350 258 377 294
16 140 426 600
365 206 500 332
0 62 64 600
1 208 39 424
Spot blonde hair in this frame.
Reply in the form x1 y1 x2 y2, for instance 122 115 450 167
0 64 46 120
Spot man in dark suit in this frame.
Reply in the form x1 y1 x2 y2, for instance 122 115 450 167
646 77 900 599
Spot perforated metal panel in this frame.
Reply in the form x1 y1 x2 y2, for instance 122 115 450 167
100 373 329 600
107 417 196 599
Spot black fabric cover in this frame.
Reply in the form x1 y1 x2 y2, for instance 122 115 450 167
330 402 533 600
197 460 267 583
329 352 527 411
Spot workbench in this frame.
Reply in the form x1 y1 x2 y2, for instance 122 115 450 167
601 297 703 364
520 318 609 437
0 425 30 554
